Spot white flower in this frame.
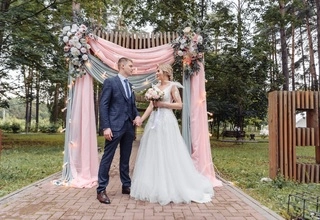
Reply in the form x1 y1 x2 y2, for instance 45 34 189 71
86 44 91 50
62 26 71 34
72 58 80 66
71 36 80 43
177 50 184 56
63 36 69 43
67 31 72 37
70 47 80 56
80 38 87 44
71 24 79 33
80 47 87 53
74 42 82 49
197 35 203 44
183 27 191 33
82 54 88 60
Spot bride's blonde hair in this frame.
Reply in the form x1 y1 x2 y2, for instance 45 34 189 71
158 64 173 81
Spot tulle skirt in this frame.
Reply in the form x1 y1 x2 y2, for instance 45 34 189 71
131 108 214 205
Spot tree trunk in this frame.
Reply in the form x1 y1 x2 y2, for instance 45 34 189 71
304 0 317 90
279 0 290 90
299 27 308 90
52 83 59 123
291 6 295 91
316 0 320 89
35 71 40 132
24 67 33 133
0 0 11 53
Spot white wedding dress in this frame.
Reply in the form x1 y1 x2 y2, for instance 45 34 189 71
130 82 214 205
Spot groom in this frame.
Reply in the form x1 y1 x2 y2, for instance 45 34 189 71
97 57 141 204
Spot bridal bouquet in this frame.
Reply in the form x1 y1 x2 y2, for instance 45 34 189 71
145 87 164 102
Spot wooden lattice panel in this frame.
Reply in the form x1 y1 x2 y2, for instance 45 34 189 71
269 91 320 183
93 28 178 49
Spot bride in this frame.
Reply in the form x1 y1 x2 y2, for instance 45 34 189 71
130 63 214 205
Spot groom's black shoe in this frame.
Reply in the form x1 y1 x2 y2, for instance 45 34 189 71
97 190 111 204
122 187 130 194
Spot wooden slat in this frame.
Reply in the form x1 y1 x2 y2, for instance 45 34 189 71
310 91 314 109
163 32 167 44
283 91 287 176
268 91 279 178
301 163 306 183
311 164 315 182
305 90 309 109
297 163 301 182
296 128 301 146
287 93 296 179
296 91 300 109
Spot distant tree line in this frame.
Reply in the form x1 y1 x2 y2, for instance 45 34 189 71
0 0 319 135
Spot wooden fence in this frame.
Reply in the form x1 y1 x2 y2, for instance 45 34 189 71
268 91 320 183
93 28 178 49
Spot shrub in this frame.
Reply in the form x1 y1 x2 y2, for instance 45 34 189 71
39 123 60 133
11 122 21 133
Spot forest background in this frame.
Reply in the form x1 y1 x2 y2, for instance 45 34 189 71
0 0 319 136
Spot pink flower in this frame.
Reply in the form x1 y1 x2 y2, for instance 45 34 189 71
64 46 70 52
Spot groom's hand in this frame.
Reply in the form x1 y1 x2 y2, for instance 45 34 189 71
103 128 113 141
133 116 142 127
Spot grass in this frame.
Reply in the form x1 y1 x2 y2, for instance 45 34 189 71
211 138 320 219
0 133 107 198
1 132 320 219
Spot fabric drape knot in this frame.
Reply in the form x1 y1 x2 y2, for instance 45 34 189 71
124 79 131 98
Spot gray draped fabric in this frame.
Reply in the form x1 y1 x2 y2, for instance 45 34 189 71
61 66 75 184
84 54 158 92
182 74 192 154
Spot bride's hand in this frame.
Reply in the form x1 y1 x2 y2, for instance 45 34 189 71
153 101 165 108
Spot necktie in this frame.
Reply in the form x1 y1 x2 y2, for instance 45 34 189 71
124 79 131 98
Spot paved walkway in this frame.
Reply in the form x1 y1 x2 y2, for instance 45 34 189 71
0 137 284 220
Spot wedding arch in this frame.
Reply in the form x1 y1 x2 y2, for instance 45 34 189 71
56 22 222 188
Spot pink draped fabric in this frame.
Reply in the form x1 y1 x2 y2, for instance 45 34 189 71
68 74 99 188
64 37 221 188
88 37 175 74
190 63 223 187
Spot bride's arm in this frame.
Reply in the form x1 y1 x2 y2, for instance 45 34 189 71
140 101 154 123
156 85 182 110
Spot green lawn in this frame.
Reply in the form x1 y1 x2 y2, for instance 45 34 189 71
1 132 320 219
211 138 320 219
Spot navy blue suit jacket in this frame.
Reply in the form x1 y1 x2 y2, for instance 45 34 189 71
100 75 139 132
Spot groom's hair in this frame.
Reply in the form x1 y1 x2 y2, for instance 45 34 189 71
118 57 133 70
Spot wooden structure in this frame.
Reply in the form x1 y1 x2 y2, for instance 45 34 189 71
269 91 320 183
93 28 178 49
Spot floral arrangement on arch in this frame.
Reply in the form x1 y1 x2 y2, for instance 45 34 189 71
171 26 206 78
61 23 95 77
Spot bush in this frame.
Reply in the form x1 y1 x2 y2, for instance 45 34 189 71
39 123 60 133
0 121 12 132
11 122 21 133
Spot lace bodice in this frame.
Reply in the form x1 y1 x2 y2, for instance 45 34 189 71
155 81 183 104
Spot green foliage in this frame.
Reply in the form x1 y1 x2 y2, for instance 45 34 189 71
39 123 60 133
10 122 21 133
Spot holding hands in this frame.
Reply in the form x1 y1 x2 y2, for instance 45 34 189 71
133 116 142 127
